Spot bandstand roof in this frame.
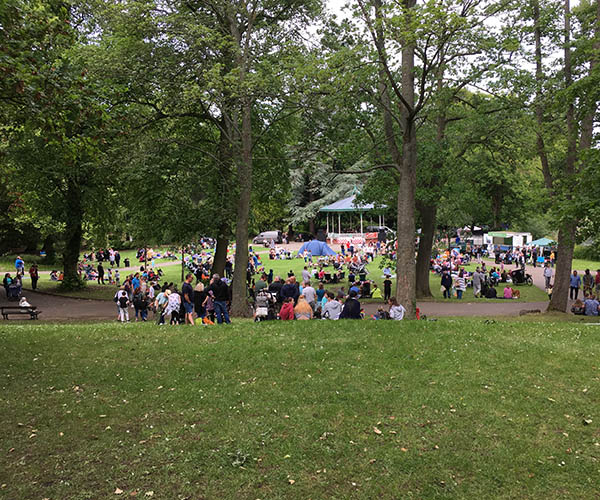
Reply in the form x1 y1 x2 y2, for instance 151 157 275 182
319 194 376 213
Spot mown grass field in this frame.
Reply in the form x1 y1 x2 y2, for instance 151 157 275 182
1 320 598 499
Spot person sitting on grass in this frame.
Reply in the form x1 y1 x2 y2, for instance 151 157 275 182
584 295 600 316
571 298 585 315
340 290 361 319
503 285 513 299
372 306 390 320
371 283 382 300
322 292 342 320
388 297 406 320
294 295 313 320
279 297 295 320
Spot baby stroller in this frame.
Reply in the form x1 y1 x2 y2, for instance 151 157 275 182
7 282 22 301
254 290 277 321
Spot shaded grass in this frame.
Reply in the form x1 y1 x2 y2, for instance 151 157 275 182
0 319 598 499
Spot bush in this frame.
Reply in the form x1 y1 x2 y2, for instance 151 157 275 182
573 242 600 261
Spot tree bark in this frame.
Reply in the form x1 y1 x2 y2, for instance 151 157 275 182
549 222 576 311
396 122 417 316
61 179 84 289
547 0 578 313
415 202 436 298
212 233 229 277
230 99 253 317
394 0 417 318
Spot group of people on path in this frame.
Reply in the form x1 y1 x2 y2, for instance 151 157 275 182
113 272 232 325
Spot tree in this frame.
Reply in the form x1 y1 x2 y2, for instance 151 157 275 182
528 0 600 312
2 0 120 288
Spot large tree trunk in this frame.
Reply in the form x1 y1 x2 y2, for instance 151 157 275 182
396 123 417 316
212 233 229 277
61 179 84 289
394 0 417 318
415 202 436 298
547 0 578 313
548 222 576 312
230 99 253 317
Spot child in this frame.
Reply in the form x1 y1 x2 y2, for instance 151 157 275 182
115 269 120 286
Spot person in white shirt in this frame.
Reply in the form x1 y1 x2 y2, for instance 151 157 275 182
388 297 406 320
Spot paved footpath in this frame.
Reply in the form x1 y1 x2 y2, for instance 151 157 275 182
0 288 548 322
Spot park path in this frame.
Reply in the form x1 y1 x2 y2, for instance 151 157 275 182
0 287 547 322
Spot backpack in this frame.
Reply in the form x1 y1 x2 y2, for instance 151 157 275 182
118 295 128 308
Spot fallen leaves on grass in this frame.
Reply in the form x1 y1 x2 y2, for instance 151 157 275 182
114 487 124 495
373 427 382 435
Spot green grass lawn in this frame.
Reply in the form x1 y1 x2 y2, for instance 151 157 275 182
572 259 600 272
0 319 598 499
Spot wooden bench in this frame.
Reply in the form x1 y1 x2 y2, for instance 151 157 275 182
1 306 41 320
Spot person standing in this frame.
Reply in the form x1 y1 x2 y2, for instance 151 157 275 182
302 266 311 283
454 269 466 300
595 269 600 296
383 275 392 302
441 269 453 299
115 250 121 267
472 267 482 298
207 274 231 324
97 262 105 285
302 281 316 310
582 269 594 297
543 263 553 289
570 270 581 300
225 258 233 279
29 264 39 290
115 288 130 322
15 256 24 276
154 289 169 325
182 273 195 325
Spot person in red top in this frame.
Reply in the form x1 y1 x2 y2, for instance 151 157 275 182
595 269 600 296
279 297 295 320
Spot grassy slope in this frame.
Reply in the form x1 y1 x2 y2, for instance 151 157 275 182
1 320 598 499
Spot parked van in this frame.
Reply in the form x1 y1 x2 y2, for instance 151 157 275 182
253 231 282 245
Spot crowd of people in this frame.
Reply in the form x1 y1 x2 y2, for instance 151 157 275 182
570 269 600 316
252 273 406 321
5 237 600 319
112 272 233 325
